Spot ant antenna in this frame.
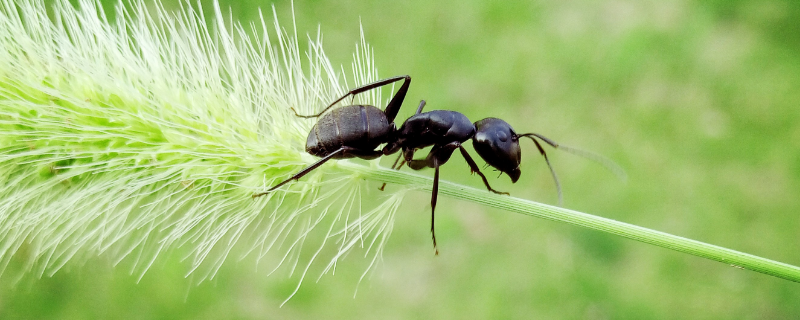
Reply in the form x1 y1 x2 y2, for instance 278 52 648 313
518 134 562 205
519 132 627 204
557 145 627 182
521 133 626 181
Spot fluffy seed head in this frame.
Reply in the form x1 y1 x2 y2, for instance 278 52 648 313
0 0 405 298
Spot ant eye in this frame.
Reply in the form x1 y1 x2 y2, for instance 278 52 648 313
497 131 508 142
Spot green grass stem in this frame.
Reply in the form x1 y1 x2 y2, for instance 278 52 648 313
341 161 800 283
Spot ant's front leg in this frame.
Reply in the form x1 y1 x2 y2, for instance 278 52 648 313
458 146 509 195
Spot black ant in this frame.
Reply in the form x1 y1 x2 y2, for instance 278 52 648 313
254 76 620 255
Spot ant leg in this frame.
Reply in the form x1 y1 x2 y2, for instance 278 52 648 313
389 152 404 168
431 159 440 255
379 153 405 191
403 147 429 170
383 76 411 123
518 134 562 205
458 146 509 195
253 147 352 198
293 76 410 120
406 158 428 170
403 147 417 163
407 143 459 170
415 100 427 115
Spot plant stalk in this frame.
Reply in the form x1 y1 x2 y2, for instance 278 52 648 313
340 161 800 283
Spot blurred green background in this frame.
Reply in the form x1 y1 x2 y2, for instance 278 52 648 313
3 0 800 318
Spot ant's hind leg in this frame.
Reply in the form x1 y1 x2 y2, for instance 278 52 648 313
458 146 509 195
382 76 412 123
293 75 411 121
253 147 353 198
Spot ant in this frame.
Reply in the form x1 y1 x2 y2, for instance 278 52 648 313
254 76 619 255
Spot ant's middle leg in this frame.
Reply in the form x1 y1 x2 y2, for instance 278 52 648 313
406 142 461 170
379 153 406 191
415 100 426 115
407 144 460 254
430 159 440 255
403 147 429 170
406 158 428 170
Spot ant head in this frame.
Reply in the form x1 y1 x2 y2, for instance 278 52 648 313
472 118 522 183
